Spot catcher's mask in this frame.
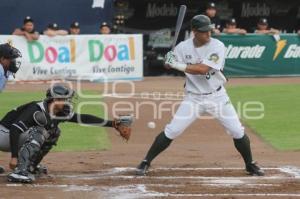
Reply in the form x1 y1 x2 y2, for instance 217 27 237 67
0 43 22 75
45 84 76 116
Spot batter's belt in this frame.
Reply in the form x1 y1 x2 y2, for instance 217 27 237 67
188 86 222 96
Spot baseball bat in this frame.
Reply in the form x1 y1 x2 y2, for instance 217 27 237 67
171 5 187 50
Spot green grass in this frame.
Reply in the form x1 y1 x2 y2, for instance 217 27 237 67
227 84 300 151
1 83 300 152
0 91 110 152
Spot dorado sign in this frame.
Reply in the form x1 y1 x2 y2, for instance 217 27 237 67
284 45 300 58
225 44 265 59
0 35 143 81
216 34 300 77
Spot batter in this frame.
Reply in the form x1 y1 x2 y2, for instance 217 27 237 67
136 15 264 176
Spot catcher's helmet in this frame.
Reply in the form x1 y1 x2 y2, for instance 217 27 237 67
46 84 74 101
0 43 22 74
45 84 76 118
191 15 214 32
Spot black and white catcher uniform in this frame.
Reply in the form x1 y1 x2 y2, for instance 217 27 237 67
0 85 115 183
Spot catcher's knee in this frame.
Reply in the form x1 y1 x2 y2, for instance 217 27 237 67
47 128 61 145
42 129 60 154
28 127 46 147
18 131 30 149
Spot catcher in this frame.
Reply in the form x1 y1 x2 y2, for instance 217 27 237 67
0 84 132 183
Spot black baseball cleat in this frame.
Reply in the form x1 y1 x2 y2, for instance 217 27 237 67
136 160 150 176
7 170 35 183
0 166 5 174
246 162 265 176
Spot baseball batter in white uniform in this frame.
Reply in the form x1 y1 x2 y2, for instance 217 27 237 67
136 15 264 176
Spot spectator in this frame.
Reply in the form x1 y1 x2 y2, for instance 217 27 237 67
254 18 280 35
100 22 111 34
43 23 68 37
12 16 39 41
204 2 221 34
223 18 247 34
69 22 80 35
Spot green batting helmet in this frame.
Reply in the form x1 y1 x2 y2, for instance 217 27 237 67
191 15 214 32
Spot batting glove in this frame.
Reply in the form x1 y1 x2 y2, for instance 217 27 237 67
164 51 187 72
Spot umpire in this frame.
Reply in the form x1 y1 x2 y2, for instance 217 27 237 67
0 43 21 173
0 43 22 92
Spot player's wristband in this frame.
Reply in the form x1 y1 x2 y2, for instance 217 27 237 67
172 63 187 72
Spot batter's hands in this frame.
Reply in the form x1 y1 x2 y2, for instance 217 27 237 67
165 51 176 65
164 51 174 69
164 51 187 72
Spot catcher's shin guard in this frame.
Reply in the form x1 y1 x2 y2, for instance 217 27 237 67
31 164 48 175
31 128 60 172
30 144 53 175
16 126 47 174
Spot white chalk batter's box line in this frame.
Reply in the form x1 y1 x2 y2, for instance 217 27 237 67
2 167 300 199
37 166 300 181
104 184 300 198
87 166 300 176
4 183 300 198
112 166 296 171
1 166 300 179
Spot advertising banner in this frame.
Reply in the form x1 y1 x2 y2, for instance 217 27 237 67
215 34 300 76
0 35 143 81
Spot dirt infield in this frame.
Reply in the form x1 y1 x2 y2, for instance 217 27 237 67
1 77 300 199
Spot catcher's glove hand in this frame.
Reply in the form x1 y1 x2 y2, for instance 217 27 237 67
113 115 133 141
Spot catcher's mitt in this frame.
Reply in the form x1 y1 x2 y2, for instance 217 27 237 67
113 115 133 141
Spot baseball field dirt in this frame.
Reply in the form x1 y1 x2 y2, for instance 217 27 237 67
1 77 300 199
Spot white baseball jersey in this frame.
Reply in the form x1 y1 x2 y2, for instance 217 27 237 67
174 37 226 94
165 37 245 140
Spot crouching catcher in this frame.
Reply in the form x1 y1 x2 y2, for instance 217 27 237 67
0 84 133 183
